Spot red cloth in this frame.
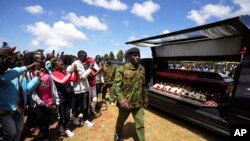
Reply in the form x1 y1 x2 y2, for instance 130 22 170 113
70 71 78 82
51 71 70 85
88 69 97 87
85 57 95 65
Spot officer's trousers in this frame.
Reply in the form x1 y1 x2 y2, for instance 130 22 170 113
115 107 145 141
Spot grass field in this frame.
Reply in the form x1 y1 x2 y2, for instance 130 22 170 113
20 97 228 141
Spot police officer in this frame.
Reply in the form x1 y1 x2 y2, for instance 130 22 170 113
113 47 148 141
101 56 116 104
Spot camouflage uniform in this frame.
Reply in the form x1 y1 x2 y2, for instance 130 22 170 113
113 62 148 141
102 63 116 101
103 63 116 84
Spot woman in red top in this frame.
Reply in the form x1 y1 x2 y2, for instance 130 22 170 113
51 59 76 137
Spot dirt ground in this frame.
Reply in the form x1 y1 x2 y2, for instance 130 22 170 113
20 98 228 141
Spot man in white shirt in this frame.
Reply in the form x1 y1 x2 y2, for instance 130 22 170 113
71 50 94 127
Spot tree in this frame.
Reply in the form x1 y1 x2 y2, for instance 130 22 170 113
116 50 124 61
103 53 109 60
109 51 115 60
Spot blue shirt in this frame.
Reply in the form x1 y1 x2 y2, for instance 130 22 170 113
0 66 40 111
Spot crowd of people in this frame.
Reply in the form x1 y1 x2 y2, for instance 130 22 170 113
0 42 148 141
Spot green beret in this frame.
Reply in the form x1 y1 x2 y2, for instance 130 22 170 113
126 47 140 55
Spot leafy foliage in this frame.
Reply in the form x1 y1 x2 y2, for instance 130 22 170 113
116 50 124 61
109 51 115 60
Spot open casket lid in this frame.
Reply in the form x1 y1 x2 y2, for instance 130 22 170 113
126 15 250 61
